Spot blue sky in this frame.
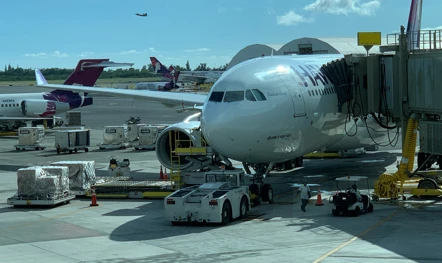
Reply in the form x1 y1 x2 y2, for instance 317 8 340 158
1 0 441 70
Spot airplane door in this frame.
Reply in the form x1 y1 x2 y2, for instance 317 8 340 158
279 73 306 117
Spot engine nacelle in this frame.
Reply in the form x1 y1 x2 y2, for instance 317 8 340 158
155 120 204 170
21 99 70 117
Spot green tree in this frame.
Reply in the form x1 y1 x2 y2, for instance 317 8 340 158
185 60 191 71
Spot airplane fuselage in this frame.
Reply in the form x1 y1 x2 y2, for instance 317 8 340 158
0 91 93 124
201 55 389 164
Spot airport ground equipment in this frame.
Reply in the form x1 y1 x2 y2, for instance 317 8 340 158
7 166 75 207
14 126 46 150
329 176 373 217
108 156 131 177
54 129 90 154
88 179 175 199
164 169 252 225
98 125 131 150
133 125 167 150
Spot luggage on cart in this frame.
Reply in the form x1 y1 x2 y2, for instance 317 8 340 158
55 129 90 154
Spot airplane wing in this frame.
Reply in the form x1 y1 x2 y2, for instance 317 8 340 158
35 70 207 107
0 117 53 120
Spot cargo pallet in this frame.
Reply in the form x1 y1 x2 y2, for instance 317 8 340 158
7 192 76 207
14 144 46 151
87 179 176 199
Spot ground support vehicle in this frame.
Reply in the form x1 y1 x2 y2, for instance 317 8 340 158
164 169 271 225
329 176 374 216
88 179 175 199
108 156 131 177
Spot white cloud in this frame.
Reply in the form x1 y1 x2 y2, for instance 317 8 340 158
119 49 138 55
422 26 442 30
276 10 314 26
148 47 159 53
24 52 47 57
304 0 380 16
184 48 211 53
52 51 69 58
78 52 93 57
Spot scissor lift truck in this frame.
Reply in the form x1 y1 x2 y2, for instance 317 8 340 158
164 169 252 225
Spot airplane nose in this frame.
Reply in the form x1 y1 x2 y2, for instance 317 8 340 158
200 58 298 163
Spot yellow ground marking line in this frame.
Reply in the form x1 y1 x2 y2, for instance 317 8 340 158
312 208 402 263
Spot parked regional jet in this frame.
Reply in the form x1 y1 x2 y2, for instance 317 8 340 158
0 59 133 130
134 63 181 91
34 0 421 177
150 57 224 84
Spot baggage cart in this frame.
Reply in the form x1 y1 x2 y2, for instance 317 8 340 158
134 125 167 150
14 127 46 150
55 129 91 154
98 126 130 150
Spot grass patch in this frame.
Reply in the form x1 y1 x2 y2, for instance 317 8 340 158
0 77 165 86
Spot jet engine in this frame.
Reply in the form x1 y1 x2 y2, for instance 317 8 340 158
155 120 204 170
20 99 70 117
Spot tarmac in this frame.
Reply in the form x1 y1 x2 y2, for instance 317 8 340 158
1 86 442 262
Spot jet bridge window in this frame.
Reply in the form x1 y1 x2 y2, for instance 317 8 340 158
209 91 224 102
245 90 256 101
223 91 244 103
251 89 267 101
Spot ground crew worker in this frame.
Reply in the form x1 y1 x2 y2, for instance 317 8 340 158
297 180 311 212
350 184 361 202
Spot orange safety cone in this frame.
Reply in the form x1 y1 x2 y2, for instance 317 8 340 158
90 186 99 207
159 165 164 179
163 168 168 180
315 187 324 206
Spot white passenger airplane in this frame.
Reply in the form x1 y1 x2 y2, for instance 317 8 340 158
35 0 421 177
0 59 133 130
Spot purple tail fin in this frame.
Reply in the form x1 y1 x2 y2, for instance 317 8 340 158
406 0 423 50
63 59 110 86
150 57 180 83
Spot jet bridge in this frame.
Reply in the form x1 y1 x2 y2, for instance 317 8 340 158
341 26 442 199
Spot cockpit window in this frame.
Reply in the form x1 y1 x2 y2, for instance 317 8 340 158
209 91 224 102
252 89 267 101
245 90 256 101
223 91 244 103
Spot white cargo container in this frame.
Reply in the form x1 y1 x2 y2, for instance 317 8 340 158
54 129 90 154
127 124 146 142
134 125 167 150
14 127 46 151
98 125 130 149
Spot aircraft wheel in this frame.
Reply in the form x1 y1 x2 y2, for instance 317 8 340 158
367 203 374 213
16 148 19 151
283 160 294 170
85 148 89 153
74 148 78 153
221 201 231 225
69 150 73 154
261 184 273 203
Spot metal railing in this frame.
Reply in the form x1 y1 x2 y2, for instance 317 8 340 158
386 29 442 51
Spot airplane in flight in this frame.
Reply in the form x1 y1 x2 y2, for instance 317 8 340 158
136 13 148 17
0 59 133 130
34 0 422 179
150 57 224 85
